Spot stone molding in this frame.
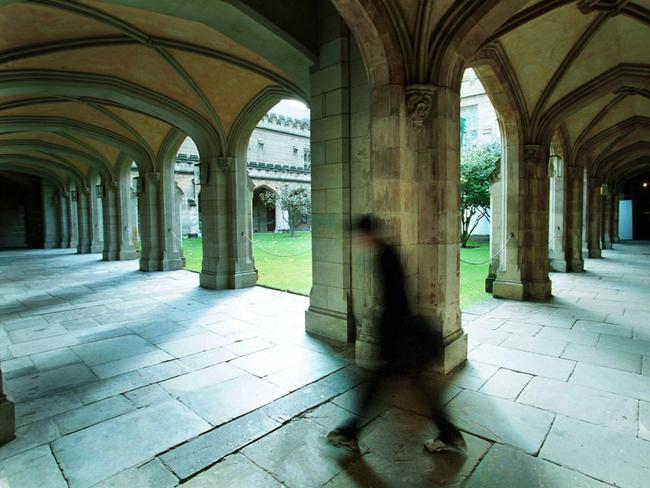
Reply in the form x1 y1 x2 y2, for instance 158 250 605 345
217 156 234 172
405 84 437 131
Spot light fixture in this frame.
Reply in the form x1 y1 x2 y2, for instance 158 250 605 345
70 190 78 202
133 176 143 196
96 184 105 199
643 182 648 189
600 183 608 195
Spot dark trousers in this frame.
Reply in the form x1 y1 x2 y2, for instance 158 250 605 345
341 361 462 442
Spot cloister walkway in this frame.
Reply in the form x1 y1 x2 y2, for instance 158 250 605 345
0 243 649 487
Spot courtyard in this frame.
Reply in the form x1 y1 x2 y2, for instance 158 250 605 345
1 242 649 487
182 234 491 309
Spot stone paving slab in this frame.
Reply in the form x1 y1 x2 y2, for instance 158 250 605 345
180 373 287 426
540 416 650 488
94 459 178 488
0 418 59 461
161 409 281 480
53 395 134 435
479 369 532 399
52 399 210 488
468 343 576 380
180 453 282 487
0 445 67 488
5 363 97 402
467 443 611 488
561 342 642 372
446 389 554 454
517 376 638 434
569 362 650 401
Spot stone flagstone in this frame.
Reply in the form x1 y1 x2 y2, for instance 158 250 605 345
52 399 210 488
540 416 650 488
446 389 554 454
0 445 67 488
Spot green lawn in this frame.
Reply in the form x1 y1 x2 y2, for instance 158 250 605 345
183 233 490 309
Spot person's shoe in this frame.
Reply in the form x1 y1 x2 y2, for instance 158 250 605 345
424 436 466 454
327 429 359 452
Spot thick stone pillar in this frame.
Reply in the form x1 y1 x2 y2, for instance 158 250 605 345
117 176 138 260
41 179 59 249
76 187 91 254
548 158 566 272
67 192 78 249
57 191 70 248
485 161 502 292
601 192 613 249
139 172 183 271
414 85 467 372
199 156 255 289
587 178 602 258
88 183 103 253
493 145 552 300
521 146 552 298
564 165 584 272
102 182 120 260
305 7 354 343
0 369 15 445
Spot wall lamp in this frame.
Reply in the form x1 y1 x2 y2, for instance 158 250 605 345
548 154 563 178
96 184 105 199
70 190 78 202
133 176 144 196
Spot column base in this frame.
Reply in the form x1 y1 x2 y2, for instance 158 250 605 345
355 330 467 374
527 279 552 300
568 258 584 273
588 249 602 258
118 250 139 261
306 306 354 343
200 270 228 290
42 241 58 249
602 241 612 250
613 236 620 243
492 279 525 300
0 396 15 445
485 273 496 293
549 259 568 272
230 270 257 289
89 244 103 254
102 250 120 261
77 244 91 254
140 257 183 272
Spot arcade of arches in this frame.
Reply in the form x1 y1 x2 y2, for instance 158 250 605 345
1 1 649 486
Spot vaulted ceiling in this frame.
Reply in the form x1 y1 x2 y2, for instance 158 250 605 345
0 0 314 187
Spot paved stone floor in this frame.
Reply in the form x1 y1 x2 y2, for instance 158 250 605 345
1 242 649 487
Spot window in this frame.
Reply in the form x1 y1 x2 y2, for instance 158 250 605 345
257 139 264 148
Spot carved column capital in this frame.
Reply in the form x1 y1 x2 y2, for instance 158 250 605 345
217 156 234 172
405 84 437 131
109 180 119 191
147 172 161 185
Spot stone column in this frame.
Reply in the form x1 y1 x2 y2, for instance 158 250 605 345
199 156 254 288
522 146 552 298
413 85 467 372
41 180 59 249
67 191 78 249
548 158 567 272
102 181 120 261
76 187 91 254
485 161 502 292
493 145 552 300
0 369 15 445
564 165 584 272
601 191 613 250
117 177 138 260
88 184 103 254
612 193 620 243
57 191 70 248
305 10 354 343
586 177 602 258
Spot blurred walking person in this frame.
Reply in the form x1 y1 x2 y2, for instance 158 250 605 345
326 215 465 454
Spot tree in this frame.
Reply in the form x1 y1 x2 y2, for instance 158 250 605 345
460 142 500 248
260 185 311 237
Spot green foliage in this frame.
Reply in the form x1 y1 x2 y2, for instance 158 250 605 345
260 185 311 237
460 142 500 247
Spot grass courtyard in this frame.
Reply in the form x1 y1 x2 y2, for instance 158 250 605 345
183 232 491 309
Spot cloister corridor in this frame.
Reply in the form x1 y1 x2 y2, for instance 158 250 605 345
0 243 648 487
